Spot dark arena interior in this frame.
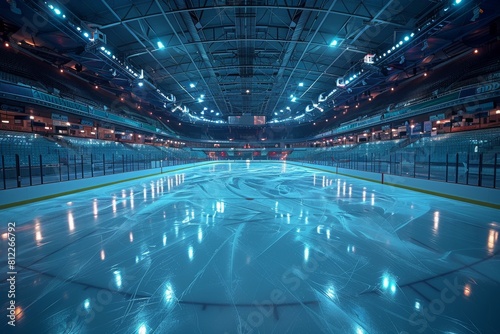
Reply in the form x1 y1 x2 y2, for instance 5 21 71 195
0 0 500 333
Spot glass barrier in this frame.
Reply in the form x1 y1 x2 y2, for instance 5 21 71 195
2 149 498 190
289 151 499 189
0 152 208 190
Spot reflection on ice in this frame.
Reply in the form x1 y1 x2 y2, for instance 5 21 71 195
67 211 75 232
0 162 499 334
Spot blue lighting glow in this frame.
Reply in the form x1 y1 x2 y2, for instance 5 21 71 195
54 8 61 15
404 36 409 41
157 41 165 49
83 298 90 310
381 273 398 296
330 40 338 47
382 276 389 289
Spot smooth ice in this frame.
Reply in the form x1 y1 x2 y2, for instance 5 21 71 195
0 161 499 334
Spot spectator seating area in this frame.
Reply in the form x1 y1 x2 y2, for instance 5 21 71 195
0 131 208 167
0 130 66 166
287 129 500 163
321 44 500 135
1 129 499 169
0 48 165 131
401 128 500 162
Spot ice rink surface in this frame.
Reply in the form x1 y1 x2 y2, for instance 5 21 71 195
1 161 499 334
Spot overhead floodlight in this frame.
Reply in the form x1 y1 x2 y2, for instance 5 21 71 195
330 40 338 47
410 32 415 37
291 97 297 102
139 69 144 79
54 8 61 15
299 82 304 87
166 94 176 102
189 83 195 88
364 54 375 64
454 0 462 5
404 36 409 41
138 81 144 87
157 41 165 49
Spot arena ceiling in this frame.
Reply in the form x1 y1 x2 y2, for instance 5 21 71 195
1 0 499 128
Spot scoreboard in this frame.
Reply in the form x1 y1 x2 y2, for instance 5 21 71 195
228 115 266 125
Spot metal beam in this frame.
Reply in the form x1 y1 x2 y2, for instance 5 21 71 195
269 0 339 116
99 0 193 101
158 0 227 114
99 5 405 30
